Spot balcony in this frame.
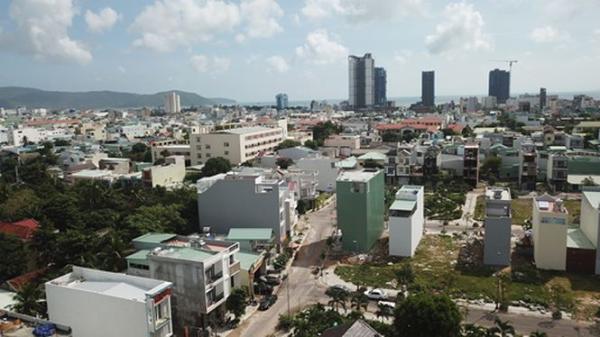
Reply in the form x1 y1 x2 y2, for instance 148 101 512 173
207 292 225 308
229 261 241 274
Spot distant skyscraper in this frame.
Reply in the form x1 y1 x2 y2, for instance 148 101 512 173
421 71 435 107
488 69 510 104
276 93 288 110
374 67 387 107
348 53 375 108
164 91 181 114
540 88 547 109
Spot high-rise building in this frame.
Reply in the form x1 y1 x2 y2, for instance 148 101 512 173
275 93 288 110
374 67 387 107
488 69 510 104
164 91 181 114
388 185 424 257
421 71 435 107
348 53 375 109
336 169 384 252
540 87 547 109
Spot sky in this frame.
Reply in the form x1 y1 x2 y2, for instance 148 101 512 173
0 0 599 102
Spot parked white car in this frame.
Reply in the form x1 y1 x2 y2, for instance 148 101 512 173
377 300 396 308
364 288 386 300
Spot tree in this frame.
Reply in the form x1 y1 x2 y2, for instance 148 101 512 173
581 177 598 186
0 188 42 221
480 156 502 181
393 293 462 337
125 204 187 236
0 233 27 281
276 139 301 150
489 318 515 337
11 282 45 317
375 302 393 321
461 324 490 337
350 291 369 312
529 331 548 337
201 157 232 177
312 121 343 146
304 140 318 150
462 125 475 138
441 128 457 137
226 288 248 323
325 287 349 312
277 157 294 169
395 264 415 292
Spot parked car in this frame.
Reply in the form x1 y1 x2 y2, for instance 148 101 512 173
258 295 278 310
364 288 386 300
260 275 281 286
254 282 273 295
330 284 352 293
377 300 396 309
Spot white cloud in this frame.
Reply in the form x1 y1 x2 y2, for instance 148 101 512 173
131 0 241 52
240 0 283 38
543 0 600 21
425 2 492 54
85 7 120 33
3 0 92 64
394 50 413 64
529 26 568 43
190 54 231 73
266 55 289 73
295 29 348 65
301 0 425 22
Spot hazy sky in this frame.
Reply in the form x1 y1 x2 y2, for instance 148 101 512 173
0 0 599 102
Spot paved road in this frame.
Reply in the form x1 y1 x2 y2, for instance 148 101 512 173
229 199 336 337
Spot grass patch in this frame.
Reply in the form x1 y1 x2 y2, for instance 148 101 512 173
473 195 485 221
564 199 581 224
511 199 532 226
335 235 600 319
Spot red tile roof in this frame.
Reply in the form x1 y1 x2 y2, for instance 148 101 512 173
6 268 47 292
0 219 39 241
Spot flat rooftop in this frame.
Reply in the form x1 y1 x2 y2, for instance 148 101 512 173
485 187 511 201
47 266 170 302
389 199 416 212
219 126 275 135
535 195 568 213
583 190 600 209
337 169 380 183
151 246 216 262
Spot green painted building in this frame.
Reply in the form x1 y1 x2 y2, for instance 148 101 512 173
336 169 385 252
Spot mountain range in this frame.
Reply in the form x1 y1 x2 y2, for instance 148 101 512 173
0 87 236 110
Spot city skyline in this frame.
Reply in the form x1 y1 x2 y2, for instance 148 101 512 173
0 0 599 102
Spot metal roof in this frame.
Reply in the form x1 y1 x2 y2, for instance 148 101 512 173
389 199 416 212
132 233 177 245
125 249 151 265
567 228 595 250
237 251 265 271
227 228 273 241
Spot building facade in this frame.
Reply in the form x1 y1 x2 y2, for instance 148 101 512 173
348 54 375 109
336 169 385 252
532 195 568 271
489 69 510 104
421 71 435 107
388 185 424 257
46 266 174 337
463 144 479 187
483 187 512 266
164 92 181 114
374 67 387 107
276 93 288 110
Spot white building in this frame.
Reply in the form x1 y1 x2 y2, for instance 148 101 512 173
190 126 284 165
532 194 568 271
7 127 45 146
164 92 181 114
142 156 186 188
388 185 424 257
46 266 174 337
295 156 340 192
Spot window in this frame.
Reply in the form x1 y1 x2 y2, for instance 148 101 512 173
206 153 211 158
205 144 211 149
224 142 230 147
230 277 235 288
229 255 235 265
197 154 202 159
224 151 229 155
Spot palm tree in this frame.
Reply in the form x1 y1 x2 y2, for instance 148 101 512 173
350 291 369 312
529 331 548 337
375 303 393 322
489 318 515 337
395 263 415 293
11 282 44 317
325 287 348 312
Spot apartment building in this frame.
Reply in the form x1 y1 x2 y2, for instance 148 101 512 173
519 142 537 190
190 126 284 165
547 151 568 192
463 144 479 187
142 155 186 188
388 185 424 257
197 170 297 243
151 139 192 165
483 187 512 266
532 195 568 271
125 233 241 332
336 169 385 252
323 134 361 151
46 266 174 337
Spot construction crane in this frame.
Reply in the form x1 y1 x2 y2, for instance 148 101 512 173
491 59 518 73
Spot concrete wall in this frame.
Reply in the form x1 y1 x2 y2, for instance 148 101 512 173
533 208 568 271
388 186 424 257
295 157 339 192
197 178 285 242
580 195 600 274
484 217 512 265
46 282 148 337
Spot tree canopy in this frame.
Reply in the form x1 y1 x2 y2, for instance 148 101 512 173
201 157 232 177
393 293 462 337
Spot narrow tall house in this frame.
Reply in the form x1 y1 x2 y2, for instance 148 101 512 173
532 194 568 270
388 185 424 257
463 144 479 187
483 187 512 266
336 169 385 252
